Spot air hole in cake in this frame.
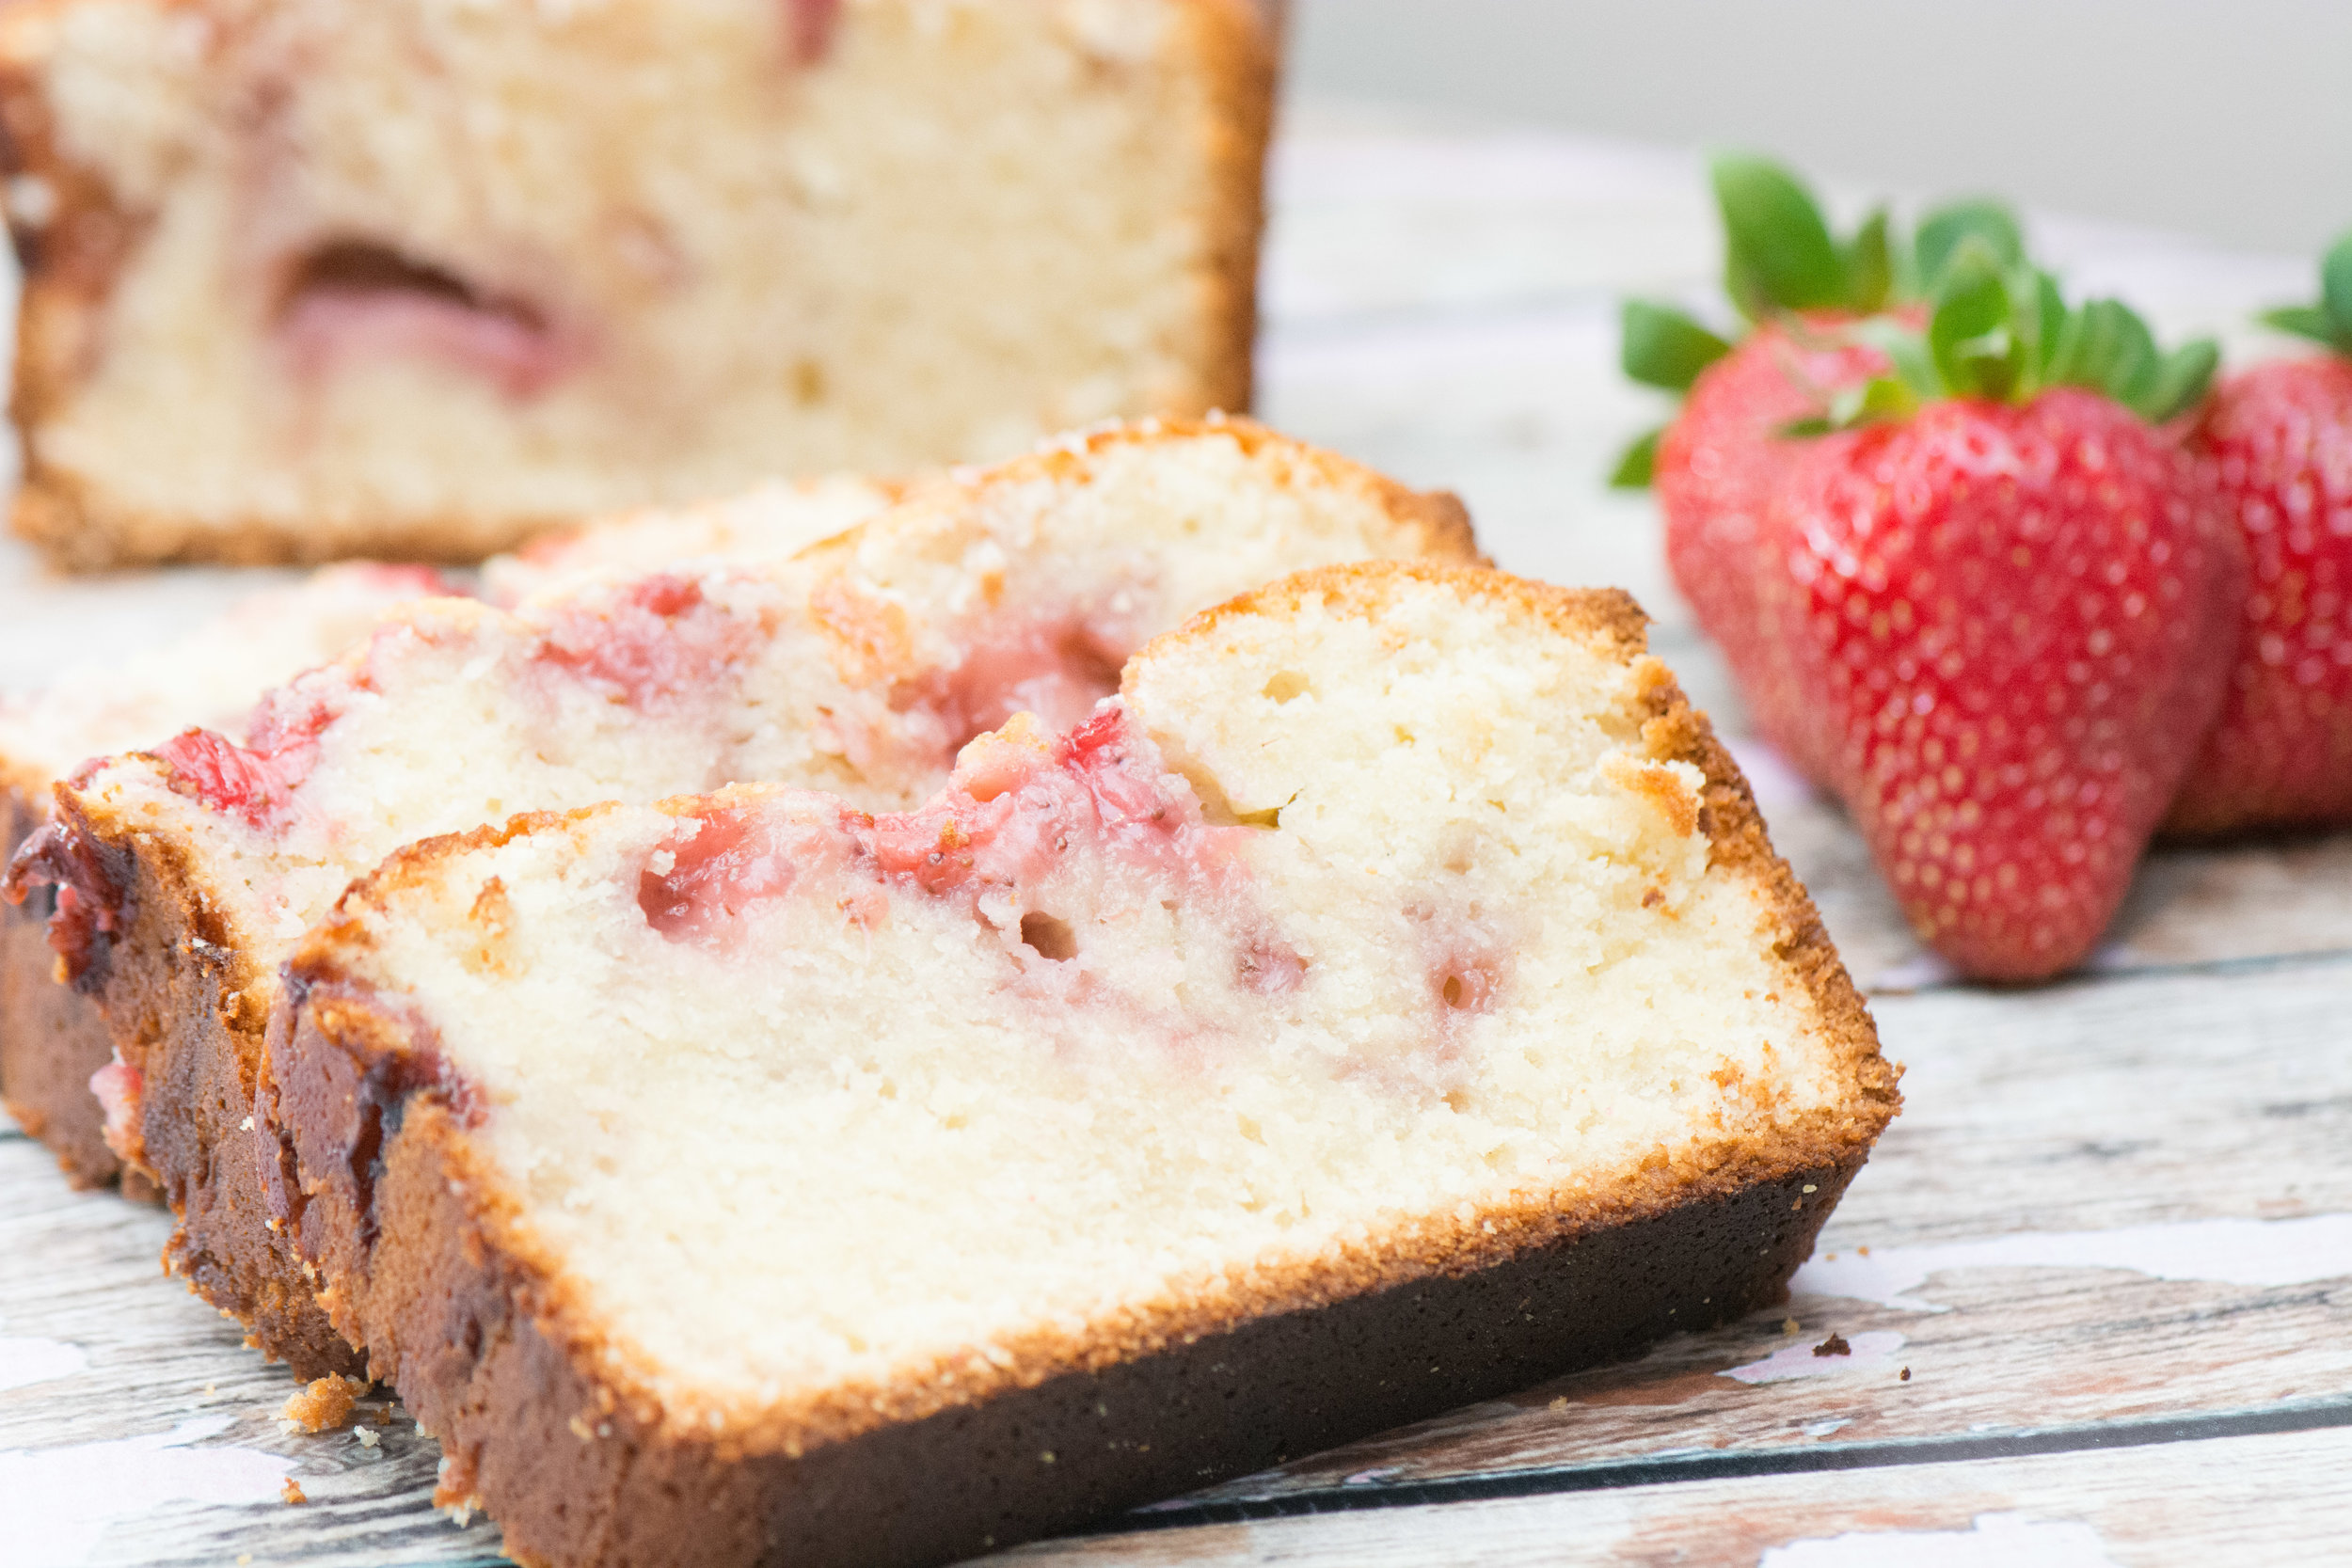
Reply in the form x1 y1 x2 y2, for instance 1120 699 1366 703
1438 961 1499 1013
275 240 576 400
1019 911 1077 961
1237 936 1306 993
1262 670 1311 704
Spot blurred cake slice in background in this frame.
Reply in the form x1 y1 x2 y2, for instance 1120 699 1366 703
0 0 1275 568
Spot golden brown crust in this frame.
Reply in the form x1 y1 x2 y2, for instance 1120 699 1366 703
36 768 363 1377
920 414 1483 569
10 467 592 572
1 780 147 1191
258 560 1895 1566
1 0 151 573
1176 0 1277 419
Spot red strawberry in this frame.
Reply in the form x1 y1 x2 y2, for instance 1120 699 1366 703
1763 387 2239 981
2165 238 2352 836
1659 320 1889 775
1617 156 2026 778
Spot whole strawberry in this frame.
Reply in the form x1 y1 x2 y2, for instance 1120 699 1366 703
1659 322 1891 777
1618 156 2026 776
2166 232 2352 836
1757 248 2235 981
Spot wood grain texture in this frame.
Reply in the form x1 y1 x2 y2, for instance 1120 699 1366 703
1003 1424 2352 1565
3 117 2348 1567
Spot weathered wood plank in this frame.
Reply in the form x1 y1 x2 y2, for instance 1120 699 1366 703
998 1422 2352 1565
0 1130 505 1566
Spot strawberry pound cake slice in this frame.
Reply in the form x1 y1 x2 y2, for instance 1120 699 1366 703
5 418 1476 1379
262 562 1895 1568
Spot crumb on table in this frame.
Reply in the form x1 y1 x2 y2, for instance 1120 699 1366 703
280 1477 307 1506
279 1373 368 1433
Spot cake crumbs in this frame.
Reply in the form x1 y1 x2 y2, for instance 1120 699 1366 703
1548 1396 1568 1412
356 1428 381 1449
1900 1367 1913 1382
1812 1333 1851 1358
280 1477 307 1506
1781 1318 1800 1335
279 1373 367 1433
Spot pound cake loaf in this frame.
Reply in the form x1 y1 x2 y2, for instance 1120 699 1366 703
0 474 890 1194
262 562 1896 1568
0 0 1274 569
4 419 1475 1379
0 562 447 1189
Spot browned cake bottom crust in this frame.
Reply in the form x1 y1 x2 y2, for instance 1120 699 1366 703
264 972 1872 1568
16 793 361 1377
1 785 154 1196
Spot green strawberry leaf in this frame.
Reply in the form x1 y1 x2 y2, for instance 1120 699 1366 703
1609 427 1662 488
2048 298 2155 406
1843 208 1895 312
1929 241 2024 400
2261 304 2348 348
1620 300 1733 391
1915 200 2026 293
2137 339 2220 422
2323 230 2352 343
2033 271 2069 374
1712 153 1846 318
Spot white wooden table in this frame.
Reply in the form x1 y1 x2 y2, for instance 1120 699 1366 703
5 107 2347 1567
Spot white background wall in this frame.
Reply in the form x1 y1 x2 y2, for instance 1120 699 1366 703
1286 0 2352 255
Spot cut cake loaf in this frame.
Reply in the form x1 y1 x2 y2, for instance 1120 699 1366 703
4 418 1476 1380
0 0 1274 569
263 562 1896 1568
0 474 891 1194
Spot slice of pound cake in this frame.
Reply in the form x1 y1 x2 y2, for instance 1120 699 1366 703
262 562 1896 1568
0 562 448 1190
0 475 890 1196
0 0 1274 568
5 419 1475 1379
